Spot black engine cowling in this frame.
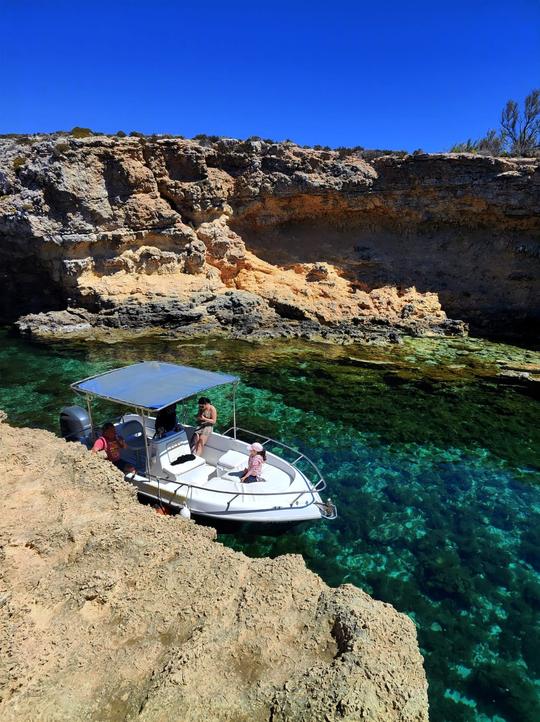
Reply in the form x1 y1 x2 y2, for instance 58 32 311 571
60 405 92 446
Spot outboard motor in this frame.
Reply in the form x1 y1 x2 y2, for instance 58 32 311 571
60 405 92 446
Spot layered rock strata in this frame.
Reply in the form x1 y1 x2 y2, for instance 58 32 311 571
1 135 539 342
0 417 429 721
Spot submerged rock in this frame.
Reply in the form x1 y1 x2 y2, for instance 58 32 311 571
0 419 429 721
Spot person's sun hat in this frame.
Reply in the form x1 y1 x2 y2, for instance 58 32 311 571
249 442 264 452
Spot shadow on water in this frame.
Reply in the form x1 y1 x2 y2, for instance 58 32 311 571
193 514 309 537
1 328 539 722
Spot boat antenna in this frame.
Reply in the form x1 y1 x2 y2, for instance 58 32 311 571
232 382 238 440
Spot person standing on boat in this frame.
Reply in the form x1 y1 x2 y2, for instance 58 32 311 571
91 422 135 474
230 442 266 483
192 397 217 456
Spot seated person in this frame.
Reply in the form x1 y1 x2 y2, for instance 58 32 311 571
229 443 266 483
154 403 180 438
92 422 135 474
191 397 217 456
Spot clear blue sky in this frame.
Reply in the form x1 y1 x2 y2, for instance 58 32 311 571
1 0 539 151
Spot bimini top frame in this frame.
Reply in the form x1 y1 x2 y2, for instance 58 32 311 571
71 361 239 412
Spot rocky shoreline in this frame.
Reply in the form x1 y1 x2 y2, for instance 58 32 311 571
15 297 467 345
0 416 429 721
2 134 538 344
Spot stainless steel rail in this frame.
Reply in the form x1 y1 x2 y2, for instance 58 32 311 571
141 474 318 502
222 426 327 492
136 474 318 516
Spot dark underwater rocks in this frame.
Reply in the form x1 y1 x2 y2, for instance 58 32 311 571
0 329 538 722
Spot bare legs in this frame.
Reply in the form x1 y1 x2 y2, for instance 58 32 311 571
195 433 209 457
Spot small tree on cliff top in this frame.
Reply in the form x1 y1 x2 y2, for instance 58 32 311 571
451 89 539 157
501 90 540 156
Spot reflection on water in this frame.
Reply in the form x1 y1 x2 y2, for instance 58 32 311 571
0 328 539 722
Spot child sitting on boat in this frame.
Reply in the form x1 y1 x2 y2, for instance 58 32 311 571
229 442 266 483
92 422 135 474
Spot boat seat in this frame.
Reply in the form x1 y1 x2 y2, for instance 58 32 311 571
121 420 146 450
216 449 249 474
259 464 292 488
164 437 203 468
166 461 213 485
222 461 292 487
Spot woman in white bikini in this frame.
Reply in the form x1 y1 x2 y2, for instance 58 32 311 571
192 396 217 456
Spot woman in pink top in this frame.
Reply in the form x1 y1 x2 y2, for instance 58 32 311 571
92 422 135 474
230 442 266 483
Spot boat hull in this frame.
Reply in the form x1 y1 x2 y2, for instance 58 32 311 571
131 476 325 524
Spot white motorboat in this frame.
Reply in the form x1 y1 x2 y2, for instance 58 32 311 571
60 361 337 525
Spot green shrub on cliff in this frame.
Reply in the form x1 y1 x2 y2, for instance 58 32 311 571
451 89 539 157
450 129 504 156
333 146 407 160
193 133 220 144
69 126 94 138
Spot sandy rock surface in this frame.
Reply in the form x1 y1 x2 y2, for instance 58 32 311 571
0 418 428 721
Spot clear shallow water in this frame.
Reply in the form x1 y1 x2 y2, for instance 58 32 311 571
0 328 539 722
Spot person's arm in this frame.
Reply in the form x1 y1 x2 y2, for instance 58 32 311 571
91 437 107 457
240 460 250 481
118 435 127 449
197 405 217 425
242 455 261 481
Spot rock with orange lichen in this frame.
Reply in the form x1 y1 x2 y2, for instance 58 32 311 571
2 135 538 341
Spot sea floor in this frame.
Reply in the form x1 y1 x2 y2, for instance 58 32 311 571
0 328 538 722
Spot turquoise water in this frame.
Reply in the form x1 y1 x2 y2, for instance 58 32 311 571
0 328 539 721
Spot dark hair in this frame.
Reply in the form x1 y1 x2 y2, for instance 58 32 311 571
259 449 267 461
102 422 115 432
198 397 211 405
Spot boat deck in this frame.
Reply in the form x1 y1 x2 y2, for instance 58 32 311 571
114 416 325 522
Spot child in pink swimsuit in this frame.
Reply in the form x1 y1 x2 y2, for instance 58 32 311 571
230 442 266 483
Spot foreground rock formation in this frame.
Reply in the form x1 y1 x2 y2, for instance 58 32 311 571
2 134 538 343
0 417 429 721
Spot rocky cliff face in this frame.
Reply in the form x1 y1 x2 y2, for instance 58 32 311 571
0 417 429 721
1 135 538 342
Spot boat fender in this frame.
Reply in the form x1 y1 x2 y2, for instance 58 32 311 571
180 505 191 519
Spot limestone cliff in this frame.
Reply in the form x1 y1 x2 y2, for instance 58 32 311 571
1 135 538 342
0 417 429 721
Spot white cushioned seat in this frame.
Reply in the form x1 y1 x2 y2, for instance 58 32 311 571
217 449 249 470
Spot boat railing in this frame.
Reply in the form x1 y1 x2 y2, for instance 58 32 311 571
222 426 327 492
138 471 337 518
144 473 319 501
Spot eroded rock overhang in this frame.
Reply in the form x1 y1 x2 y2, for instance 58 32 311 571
1 135 538 342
